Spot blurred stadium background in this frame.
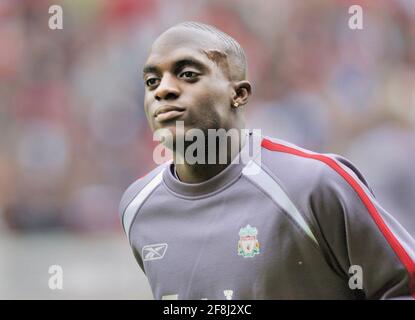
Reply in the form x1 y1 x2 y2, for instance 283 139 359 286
0 0 414 299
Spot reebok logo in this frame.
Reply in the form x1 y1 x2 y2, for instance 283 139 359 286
142 243 168 261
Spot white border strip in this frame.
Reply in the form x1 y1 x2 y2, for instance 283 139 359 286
123 171 164 241
242 160 319 246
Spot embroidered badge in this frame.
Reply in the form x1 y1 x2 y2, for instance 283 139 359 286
237 224 260 258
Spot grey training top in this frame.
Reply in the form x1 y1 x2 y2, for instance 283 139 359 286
119 132 415 299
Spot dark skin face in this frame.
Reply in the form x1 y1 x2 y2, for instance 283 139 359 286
143 27 251 183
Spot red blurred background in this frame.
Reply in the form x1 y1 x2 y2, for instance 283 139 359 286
0 0 414 298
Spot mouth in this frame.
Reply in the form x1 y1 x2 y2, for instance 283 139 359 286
154 105 186 122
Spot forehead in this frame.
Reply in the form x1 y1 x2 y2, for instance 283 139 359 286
144 47 208 71
144 28 221 69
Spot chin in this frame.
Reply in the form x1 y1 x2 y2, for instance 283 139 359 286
153 121 187 151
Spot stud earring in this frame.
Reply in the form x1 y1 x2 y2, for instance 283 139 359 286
233 102 239 108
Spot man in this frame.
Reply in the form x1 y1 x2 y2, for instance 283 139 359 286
119 22 415 299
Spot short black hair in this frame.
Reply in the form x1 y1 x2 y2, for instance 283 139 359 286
172 21 248 81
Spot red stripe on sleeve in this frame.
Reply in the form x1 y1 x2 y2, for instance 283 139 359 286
262 138 415 297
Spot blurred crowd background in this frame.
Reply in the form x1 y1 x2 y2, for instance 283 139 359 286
0 0 414 299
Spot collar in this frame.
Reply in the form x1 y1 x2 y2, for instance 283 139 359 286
163 130 260 197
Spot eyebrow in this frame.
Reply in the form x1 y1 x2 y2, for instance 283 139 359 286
142 57 208 77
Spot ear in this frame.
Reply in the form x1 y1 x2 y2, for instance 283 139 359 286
231 80 252 107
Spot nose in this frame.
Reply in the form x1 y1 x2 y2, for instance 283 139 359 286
154 73 180 101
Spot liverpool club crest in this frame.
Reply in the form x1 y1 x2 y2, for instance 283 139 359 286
237 224 260 258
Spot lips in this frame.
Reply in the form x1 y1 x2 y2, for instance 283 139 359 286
154 105 186 122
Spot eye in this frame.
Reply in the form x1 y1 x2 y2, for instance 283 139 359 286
145 77 160 87
180 71 198 79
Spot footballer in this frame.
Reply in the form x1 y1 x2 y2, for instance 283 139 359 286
119 22 415 299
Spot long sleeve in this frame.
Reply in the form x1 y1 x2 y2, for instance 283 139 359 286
310 155 415 299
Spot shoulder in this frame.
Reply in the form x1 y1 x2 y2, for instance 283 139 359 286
118 161 170 224
259 136 373 198
258 136 380 245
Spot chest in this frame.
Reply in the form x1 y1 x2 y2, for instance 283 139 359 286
130 189 335 299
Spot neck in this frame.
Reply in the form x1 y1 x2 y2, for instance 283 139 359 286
174 129 246 184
